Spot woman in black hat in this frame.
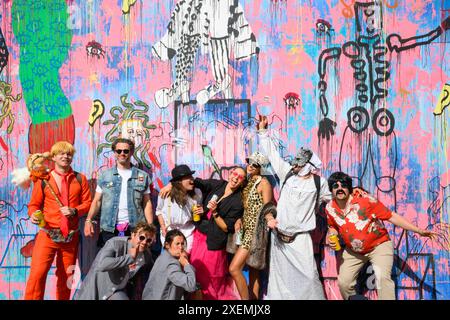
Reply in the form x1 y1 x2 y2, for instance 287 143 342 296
156 164 203 253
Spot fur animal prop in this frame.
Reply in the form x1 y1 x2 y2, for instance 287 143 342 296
11 152 51 189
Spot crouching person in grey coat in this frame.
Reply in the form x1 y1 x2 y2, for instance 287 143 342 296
143 229 197 300
75 222 156 300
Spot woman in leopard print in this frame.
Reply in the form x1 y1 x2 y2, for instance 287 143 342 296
229 152 273 300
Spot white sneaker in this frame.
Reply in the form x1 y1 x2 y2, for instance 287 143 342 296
196 74 232 106
154 81 190 109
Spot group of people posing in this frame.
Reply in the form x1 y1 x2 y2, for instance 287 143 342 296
24 115 436 300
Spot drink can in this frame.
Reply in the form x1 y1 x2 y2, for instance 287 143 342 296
207 194 219 209
329 234 341 251
192 204 201 222
34 210 46 228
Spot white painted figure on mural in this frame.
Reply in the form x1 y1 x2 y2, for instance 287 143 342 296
152 0 259 109
120 119 146 148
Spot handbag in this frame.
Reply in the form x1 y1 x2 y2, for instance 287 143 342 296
246 202 275 270
226 232 238 254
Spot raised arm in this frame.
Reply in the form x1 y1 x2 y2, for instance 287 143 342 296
256 115 291 182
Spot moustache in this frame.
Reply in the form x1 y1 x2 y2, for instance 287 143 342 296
336 189 347 195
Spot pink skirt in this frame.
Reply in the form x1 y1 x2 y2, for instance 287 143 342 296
190 229 240 300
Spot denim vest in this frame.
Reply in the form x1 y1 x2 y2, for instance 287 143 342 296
98 166 150 232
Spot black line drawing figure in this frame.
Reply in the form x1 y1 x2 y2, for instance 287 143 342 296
153 0 259 109
317 1 450 299
317 1 450 209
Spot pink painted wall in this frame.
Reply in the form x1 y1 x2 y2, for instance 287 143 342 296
0 0 449 299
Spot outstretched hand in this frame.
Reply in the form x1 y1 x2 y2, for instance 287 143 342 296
417 228 438 240
318 117 336 141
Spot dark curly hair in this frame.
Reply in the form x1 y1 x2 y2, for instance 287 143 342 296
328 171 353 193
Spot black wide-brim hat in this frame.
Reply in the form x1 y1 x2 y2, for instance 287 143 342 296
170 164 196 182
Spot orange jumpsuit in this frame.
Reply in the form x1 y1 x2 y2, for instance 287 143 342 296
24 169 92 300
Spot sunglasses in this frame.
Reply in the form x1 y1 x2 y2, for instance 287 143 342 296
115 149 130 155
230 171 246 181
332 182 349 190
246 159 261 168
138 235 153 243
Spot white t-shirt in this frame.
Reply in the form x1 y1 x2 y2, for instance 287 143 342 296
96 168 150 224
156 189 202 252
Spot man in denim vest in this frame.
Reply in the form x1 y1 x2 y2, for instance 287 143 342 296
84 138 153 247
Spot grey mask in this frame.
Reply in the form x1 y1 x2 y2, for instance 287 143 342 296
290 148 313 167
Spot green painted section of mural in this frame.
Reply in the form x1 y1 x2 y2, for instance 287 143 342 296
11 0 73 124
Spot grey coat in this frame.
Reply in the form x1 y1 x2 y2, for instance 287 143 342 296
142 250 196 300
75 237 153 300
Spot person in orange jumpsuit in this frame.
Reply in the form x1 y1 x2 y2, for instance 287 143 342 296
24 141 92 300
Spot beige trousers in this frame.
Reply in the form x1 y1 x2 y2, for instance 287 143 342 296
338 240 395 300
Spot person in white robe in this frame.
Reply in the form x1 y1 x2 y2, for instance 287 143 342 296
257 115 331 300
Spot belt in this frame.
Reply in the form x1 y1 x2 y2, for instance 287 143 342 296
274 228 307 244
41 228 77 243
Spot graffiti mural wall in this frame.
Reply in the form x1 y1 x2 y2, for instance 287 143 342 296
0 0 449 299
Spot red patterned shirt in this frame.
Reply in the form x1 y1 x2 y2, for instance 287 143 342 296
325 194 392 254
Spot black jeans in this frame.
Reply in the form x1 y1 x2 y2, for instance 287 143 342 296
97 228 131 248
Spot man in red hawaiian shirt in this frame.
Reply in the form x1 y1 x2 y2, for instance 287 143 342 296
325 171 436 300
